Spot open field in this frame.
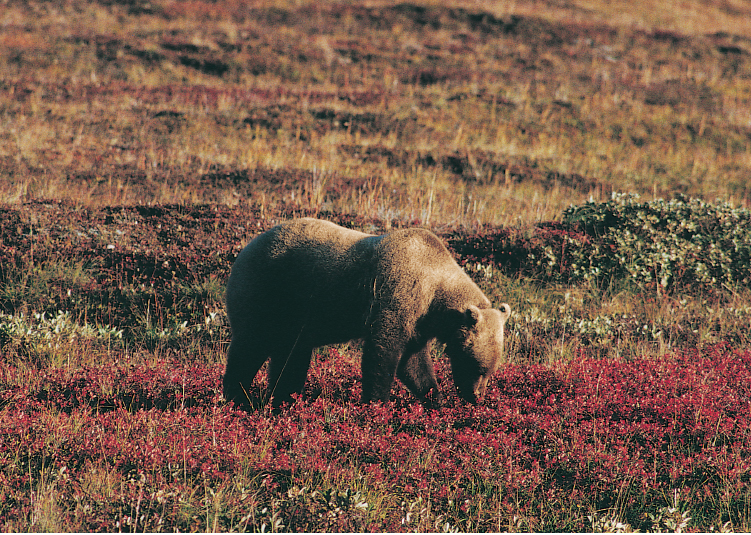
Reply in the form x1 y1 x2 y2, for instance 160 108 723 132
2 0 751 531
3 0 751 223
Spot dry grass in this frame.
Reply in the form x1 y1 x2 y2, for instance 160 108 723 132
2 0 750 226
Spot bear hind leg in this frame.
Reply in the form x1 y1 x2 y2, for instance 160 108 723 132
267 345 313 408
223 335 268 410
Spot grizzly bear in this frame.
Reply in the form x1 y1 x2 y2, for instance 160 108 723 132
223 218 511 408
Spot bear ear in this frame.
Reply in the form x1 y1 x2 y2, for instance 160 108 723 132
464 305 482 327
498 303 511 323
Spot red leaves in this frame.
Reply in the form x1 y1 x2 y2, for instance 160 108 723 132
2 343 751 530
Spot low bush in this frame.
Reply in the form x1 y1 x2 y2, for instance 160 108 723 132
450 194 751 295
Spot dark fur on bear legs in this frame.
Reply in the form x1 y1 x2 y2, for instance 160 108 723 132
222 339 263 409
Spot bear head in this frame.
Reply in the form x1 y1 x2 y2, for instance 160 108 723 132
445 303 511 403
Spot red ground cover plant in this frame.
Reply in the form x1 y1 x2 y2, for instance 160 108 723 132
2 344 750 531
2 201 751 530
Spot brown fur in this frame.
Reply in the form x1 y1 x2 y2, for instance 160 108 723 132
223 218 511 408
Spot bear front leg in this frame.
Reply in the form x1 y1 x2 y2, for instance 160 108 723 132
360 338 402 403
223 334 268 410
397 342 442 407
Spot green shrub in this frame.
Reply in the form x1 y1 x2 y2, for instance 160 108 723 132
452 194 751 295
562 194 751 293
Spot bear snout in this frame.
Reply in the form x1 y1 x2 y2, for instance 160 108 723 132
455 374 490 404
458 389 478 404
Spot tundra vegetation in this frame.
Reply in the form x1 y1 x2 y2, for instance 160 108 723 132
2 0 751 531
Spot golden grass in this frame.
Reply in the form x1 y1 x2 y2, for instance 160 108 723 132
1 0 751 226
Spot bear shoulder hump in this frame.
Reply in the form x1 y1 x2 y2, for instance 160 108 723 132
374 228 455 277
384 228 448 253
